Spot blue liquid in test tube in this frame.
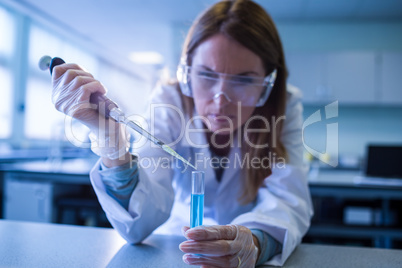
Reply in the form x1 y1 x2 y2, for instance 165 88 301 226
190 171 205 228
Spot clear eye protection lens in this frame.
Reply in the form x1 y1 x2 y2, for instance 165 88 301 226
177 64 277 107
177 65 192 97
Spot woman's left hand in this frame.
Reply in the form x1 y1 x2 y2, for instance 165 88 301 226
179 225 258 268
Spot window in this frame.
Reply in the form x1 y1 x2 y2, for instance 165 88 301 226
0 6 14 56
0 4 151 148
98 64 152 117
0 6 15 139
25 24 98 140
0 67 12 138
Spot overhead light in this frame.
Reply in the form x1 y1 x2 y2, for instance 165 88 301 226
128 51 164 65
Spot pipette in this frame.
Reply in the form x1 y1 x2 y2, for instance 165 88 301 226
39 55 196 169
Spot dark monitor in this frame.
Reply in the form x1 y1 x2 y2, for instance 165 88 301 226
365 145 402 178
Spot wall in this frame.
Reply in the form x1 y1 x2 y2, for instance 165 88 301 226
303 105 402 161
277 21 402 52
277 21 402 161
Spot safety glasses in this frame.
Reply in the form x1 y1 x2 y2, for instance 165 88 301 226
177 64 277 107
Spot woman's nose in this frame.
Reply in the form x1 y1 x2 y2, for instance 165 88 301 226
213 92 231 106
212 79 232 104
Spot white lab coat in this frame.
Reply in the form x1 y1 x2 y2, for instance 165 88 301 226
90 83 313 266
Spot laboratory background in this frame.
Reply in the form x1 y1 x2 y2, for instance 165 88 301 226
0 0 402 255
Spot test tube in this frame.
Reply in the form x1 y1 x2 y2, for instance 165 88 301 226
190 171 205 228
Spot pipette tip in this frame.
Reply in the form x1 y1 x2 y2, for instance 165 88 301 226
162 145 197 170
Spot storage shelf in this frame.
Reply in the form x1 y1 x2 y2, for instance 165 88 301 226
308 225 402 239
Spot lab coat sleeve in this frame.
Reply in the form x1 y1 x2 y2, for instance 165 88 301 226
231 85 313 266
90 159 175 244
89 84 183 244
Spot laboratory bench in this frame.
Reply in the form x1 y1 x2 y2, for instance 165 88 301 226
0 157 108 226
1 219 401 267
0 157 98 184
0 147 94 163
1 159 402 249
304 169 402 249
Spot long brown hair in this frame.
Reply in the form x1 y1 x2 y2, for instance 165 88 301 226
180 0 288 204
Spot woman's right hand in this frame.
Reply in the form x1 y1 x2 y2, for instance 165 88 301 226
52 63 109 131
52 63 130 166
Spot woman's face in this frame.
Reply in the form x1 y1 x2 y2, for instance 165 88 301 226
191 33 266 135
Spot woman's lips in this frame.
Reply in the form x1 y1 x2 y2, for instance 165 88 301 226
208 114 235 122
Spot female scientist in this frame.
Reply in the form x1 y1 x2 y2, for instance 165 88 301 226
52 0 313 266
